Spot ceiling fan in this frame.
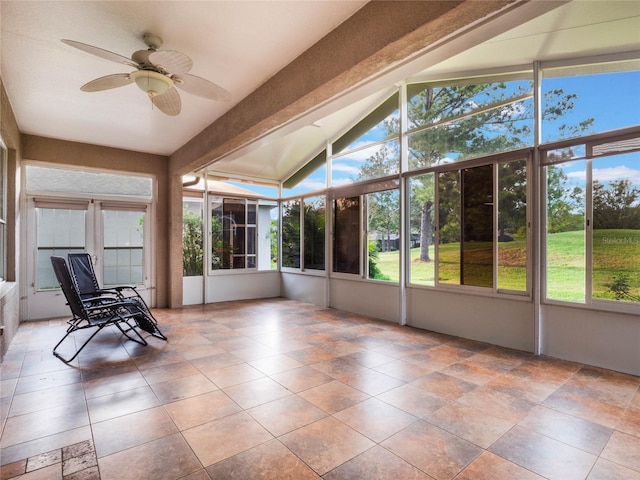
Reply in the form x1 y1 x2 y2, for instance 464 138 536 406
62 33 231 116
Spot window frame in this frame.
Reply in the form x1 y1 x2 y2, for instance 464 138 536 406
209 196 258 273
405 148 532 297
540 127 640 313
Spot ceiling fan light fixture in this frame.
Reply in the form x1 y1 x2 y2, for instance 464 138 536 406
130 70 173 97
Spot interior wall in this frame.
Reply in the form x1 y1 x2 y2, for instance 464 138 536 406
329 278 400 324
541 304 639 376
281 272 327 307
206 271 280 304
0 77 21 360
20 134 171 308
406 288 535 352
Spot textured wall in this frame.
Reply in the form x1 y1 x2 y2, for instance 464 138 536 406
21 135 171 308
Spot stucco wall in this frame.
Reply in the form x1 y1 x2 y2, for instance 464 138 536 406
21 134 171 308
1 77 22 360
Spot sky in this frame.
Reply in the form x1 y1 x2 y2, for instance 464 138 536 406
236 69 640 198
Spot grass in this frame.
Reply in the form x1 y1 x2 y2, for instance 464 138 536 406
372 229 639 303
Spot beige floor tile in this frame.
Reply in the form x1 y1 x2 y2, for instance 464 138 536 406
98 433 201 480
299 380 369 414
600 430 640 472
248 354 303 375
489 426 597 480
0 426 92 467
223 377 291 410
1 402 89 448
205 439 319 480
456 451 545 480
426 402 514 449
164 390 242 431
86 385 160 423
377 383 450 417
247 394 327 437
2 298 639 480
92 406 178 458
182 411 273 466
333 398 418 443
280 416 375 476
587 458 640 480
9 383 85 417
270 365 333 393
201 362 264 388
323 445 431 480
382 419 482 480
518 405 613 455
149 373 218 404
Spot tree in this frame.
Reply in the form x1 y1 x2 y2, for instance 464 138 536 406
498 159 527 241
593 179 640 229
281 201 301 268
182 204 203 276
304 200 325 269
546 164 584 233
356 81 593 261
368 189 399 252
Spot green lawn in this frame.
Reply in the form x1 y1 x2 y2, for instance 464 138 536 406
372 229 639 303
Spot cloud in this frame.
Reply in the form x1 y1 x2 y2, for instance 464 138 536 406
567 165 640 185
297 178 326 191
331 163 361 176
331 178 353 187
335 143 384 163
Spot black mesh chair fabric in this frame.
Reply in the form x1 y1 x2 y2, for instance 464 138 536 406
51 256 157 363
67 253 167 340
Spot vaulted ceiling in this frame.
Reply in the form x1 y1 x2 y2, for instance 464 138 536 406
2 0 639 185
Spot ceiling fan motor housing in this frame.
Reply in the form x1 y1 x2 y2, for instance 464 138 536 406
129 70 173 97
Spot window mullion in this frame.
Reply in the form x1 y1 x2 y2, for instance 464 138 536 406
585 160 593 304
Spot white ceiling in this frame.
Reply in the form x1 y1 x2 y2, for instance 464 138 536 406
0 0 367 155
2 0 639 184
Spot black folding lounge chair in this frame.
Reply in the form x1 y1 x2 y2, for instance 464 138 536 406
67 252 167 341
51 256 152 363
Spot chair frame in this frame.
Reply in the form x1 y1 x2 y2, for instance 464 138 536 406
67 252 167 341
51 256 152 363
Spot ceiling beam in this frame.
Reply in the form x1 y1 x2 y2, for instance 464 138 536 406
169 0 520 176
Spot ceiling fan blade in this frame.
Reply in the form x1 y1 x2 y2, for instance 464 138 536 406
148 50 193 75
152 87 181 116
81 74 133 92
174 74 232 102
62 39 138 68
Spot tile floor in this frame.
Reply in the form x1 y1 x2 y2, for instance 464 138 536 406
1 298 639 480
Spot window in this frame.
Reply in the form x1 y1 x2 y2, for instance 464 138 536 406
497 159 528 291
26 165 152 199
333 196 361 274
366 189 400 281
283 150 327 197
409 172 435 285
102 208 145 286
409 155 529 293
332 139 400 186
303 196 325 270
183 197 204 276
35 204 87 290
26 165 153 297
210 197 256 270
541 65 640 143
332 93 400 186
407 78 534 170
437 170 462 285
543 131 640 306
281 200 301 268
